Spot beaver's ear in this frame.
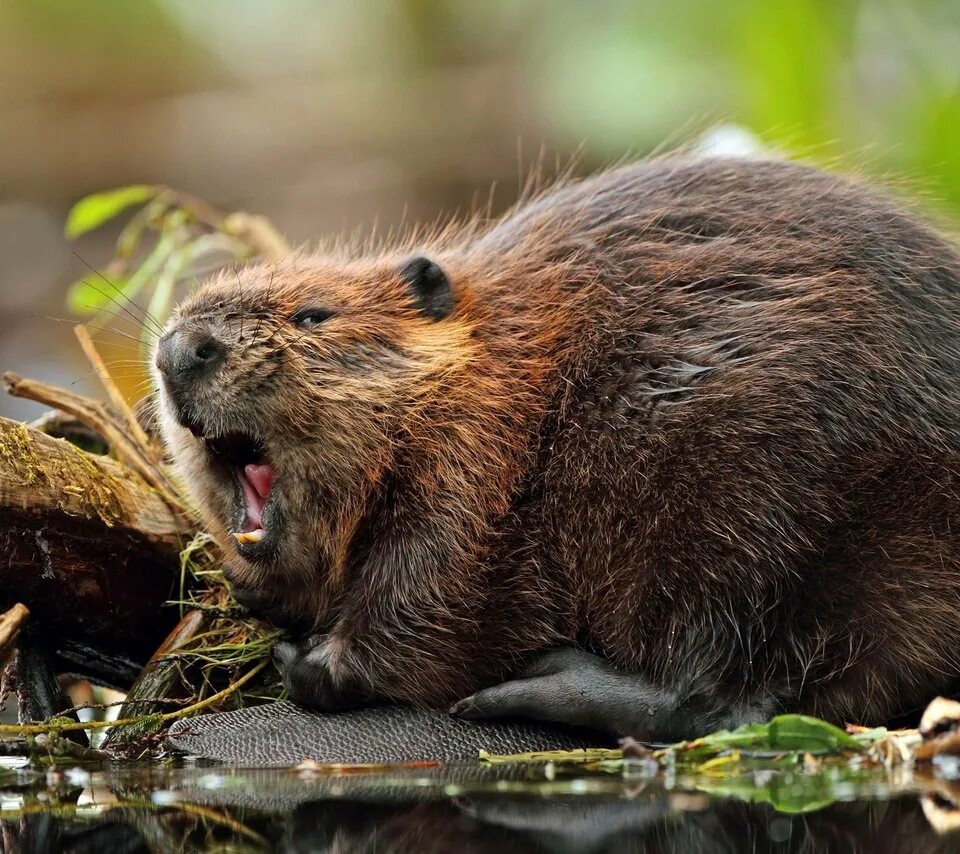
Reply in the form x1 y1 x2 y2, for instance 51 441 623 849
399 256 454 321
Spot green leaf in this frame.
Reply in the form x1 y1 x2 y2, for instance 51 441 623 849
67 275 132 316
671 715 862 761
66 233 175 320
65 185 157 239
764 715 861 752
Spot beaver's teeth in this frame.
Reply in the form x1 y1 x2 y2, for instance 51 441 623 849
232 530 265 543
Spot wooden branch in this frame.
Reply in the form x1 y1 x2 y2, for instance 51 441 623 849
73 324 154 453
0 604 28 669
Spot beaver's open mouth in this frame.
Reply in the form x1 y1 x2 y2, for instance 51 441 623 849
201 431 276 547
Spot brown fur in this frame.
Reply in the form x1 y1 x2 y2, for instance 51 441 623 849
156 155 960 725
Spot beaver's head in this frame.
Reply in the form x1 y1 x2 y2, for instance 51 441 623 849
153 255 470 622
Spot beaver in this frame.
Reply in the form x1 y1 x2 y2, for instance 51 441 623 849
154 155 960 740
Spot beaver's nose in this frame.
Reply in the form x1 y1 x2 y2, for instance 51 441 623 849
156 328 227 385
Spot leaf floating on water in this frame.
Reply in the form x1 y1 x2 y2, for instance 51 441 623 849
662 714 866 763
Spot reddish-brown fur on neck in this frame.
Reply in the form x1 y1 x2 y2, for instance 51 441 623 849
158 155 960 724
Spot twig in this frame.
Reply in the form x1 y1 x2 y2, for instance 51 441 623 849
58 696 193 717
223 212 291 260
0 659 268 735
175 802 269 847
0 604 29 669
73 324 154 453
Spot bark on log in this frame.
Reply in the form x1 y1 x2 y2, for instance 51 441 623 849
0 415 193 686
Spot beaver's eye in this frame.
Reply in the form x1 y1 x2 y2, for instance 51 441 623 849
290 307 334 328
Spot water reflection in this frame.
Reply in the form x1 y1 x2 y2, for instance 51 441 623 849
1 761 959 853
285 797 957 853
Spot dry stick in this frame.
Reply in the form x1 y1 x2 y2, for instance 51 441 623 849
0 604 29 669
0 659 268 735
3 372 186 516
101 603 214 749
73 324 154 453
223 212 291 260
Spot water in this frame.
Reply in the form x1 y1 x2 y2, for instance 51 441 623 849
1 755 959 852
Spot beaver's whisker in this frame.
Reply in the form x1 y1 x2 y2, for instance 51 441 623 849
72 250 165 336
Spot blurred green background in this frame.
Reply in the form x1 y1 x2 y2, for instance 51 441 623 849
0 0 957 417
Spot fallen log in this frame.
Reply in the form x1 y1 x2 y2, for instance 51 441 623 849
0 414 191 686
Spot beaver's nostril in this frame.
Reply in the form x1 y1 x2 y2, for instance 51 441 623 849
158 329 227 383
195 339 222 364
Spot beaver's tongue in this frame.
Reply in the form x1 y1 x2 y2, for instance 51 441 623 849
238 462 275 534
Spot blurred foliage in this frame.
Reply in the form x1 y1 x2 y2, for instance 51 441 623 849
63 188 284 345
9 0 955 213
39 0 960 332
3 0 219 96
514 0 960 215
64 186 157 241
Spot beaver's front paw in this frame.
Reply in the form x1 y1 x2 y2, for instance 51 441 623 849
274 636 367 713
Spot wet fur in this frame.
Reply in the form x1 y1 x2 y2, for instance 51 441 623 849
157 155 960 725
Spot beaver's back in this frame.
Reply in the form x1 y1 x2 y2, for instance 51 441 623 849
464 156 959 447
463 157 960 723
